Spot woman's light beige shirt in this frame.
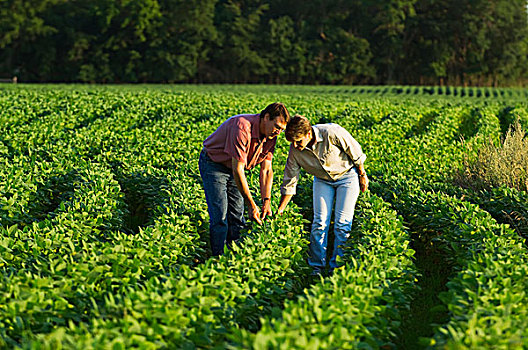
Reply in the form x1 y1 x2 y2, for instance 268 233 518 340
280 124 366 195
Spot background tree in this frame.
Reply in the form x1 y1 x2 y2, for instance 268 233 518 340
0 0 64 80
0 0 526 85
483 0 528 86
141 0 218 83
351 0 417 84
210 0 270 82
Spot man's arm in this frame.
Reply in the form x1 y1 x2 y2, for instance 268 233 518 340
259 159 273 220
232 158 262 224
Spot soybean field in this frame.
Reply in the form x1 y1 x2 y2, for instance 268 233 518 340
1 84 528 349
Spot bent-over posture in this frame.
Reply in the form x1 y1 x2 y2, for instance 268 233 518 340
200 103 290 256
278 115 368 274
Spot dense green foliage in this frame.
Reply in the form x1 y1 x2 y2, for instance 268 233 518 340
1 0 528 85
233 192 416 349
1 84 528 349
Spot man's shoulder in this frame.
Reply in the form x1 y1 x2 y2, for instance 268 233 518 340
229 114 258 130
231 113 258 124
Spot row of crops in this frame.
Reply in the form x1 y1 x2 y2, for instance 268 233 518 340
1 84 528 348
177 84 528 100
339 85 528 98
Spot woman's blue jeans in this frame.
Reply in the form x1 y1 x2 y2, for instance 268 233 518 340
199 149 246 256
309 168 360 271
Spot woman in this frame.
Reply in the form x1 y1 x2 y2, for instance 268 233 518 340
277 115 369 274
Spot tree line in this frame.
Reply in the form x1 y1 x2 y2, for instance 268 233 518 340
1 0 527 85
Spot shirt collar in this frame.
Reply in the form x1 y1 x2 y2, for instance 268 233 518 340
312 126 323 142
251 114 262 140
307 125 323 150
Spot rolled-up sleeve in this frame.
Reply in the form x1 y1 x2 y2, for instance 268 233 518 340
281 146 301 195
334 126 366 166
264 143 275 161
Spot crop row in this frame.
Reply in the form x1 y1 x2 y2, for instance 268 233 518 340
2 85 528 348
24 122 313 348
232 192 416 349
371 176 528 348
223 98 440 348
0 90 217 346
440 105 528 240
167 84 528 101
239 96 526 348
359 100 528 347
1 87 376 347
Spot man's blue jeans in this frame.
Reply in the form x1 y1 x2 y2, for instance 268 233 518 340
309 168 360 272
199 149 246 256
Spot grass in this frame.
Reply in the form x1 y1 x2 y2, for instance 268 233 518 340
456 119 528 193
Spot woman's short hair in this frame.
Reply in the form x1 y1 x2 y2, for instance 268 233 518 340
285 115 312 142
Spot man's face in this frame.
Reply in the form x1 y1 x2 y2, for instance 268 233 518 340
292 130 312 151
262 114 287 139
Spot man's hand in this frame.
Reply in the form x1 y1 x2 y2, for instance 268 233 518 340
232 158 263 224
261 198 272 221
249 204 262 224
359 174 369 192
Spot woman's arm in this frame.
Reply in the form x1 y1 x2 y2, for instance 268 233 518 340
279 146 301 214
277 194 293 215
356 163 369 192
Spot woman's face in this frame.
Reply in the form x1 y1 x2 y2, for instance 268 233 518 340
292 129 312 151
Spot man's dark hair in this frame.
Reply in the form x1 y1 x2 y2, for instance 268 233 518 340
261 103 290 123
285 115 312 142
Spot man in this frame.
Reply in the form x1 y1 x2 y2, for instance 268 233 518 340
199 103 290 256
277 115 368 274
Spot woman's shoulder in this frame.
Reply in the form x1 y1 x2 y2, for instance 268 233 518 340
315 122 343 130
314 123 343 137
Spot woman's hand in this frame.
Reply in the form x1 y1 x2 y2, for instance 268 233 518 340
277 194 293 215
359 174 369 192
